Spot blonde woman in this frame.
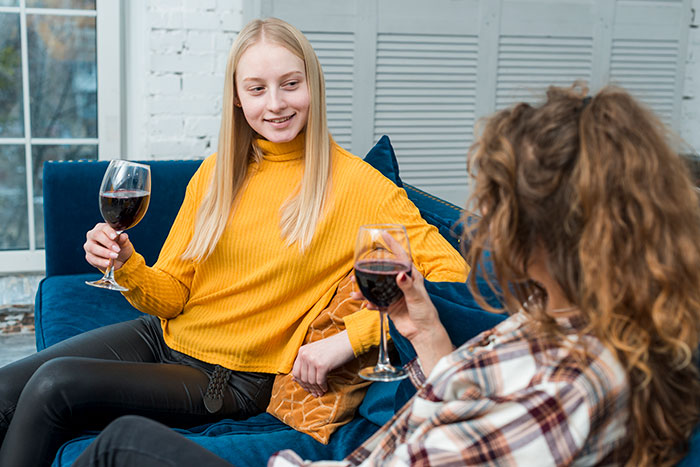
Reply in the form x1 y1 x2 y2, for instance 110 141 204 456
0 18 465 467
75 83 700 466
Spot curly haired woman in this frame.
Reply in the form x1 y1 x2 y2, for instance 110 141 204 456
73 83 700 466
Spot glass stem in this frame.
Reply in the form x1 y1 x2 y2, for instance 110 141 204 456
103 230 121 283
103 259 115 282
377 309 392 370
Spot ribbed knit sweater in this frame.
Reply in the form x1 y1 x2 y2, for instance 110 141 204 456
115 134 467 373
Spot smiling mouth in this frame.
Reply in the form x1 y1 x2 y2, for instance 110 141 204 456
265 114 294 124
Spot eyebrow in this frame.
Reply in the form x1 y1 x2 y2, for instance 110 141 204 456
239 70 305 84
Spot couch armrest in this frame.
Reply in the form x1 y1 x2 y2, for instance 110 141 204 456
43 159 202 277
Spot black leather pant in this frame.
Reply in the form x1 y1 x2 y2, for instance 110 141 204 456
0 315 274 467
73 415 235 467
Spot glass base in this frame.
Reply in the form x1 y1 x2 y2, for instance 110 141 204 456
85 278 128 292
359 365 408 382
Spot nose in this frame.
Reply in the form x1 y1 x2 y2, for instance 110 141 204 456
266 89 287 113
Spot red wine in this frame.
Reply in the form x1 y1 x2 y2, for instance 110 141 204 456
355 260 411 308
100 190 150 231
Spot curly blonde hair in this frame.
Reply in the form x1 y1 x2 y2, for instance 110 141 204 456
464 83 700 465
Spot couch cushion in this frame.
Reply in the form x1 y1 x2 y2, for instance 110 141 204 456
35 273 142 351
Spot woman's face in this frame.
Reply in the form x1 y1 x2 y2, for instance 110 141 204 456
235 41 310 143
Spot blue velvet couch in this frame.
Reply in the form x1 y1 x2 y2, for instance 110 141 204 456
35 137 700 466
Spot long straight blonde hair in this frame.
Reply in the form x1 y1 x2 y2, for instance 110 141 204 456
182 18 331 261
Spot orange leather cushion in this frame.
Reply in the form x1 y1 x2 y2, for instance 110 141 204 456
266 272 378 444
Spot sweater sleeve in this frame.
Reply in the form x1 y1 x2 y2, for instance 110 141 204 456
344 184 469 356
114 159 210 319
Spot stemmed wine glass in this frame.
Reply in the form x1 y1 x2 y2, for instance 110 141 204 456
354 224 412 381
86 160 151 291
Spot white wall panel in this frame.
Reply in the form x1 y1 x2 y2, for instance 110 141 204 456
496 36 593 109
374 33 477 202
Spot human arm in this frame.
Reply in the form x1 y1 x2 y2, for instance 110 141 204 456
100 157 215 318
291 172 466 394
341 185 468 357
110 178 203 318
291 330 355 397
349 263 453 378
83 221 189 318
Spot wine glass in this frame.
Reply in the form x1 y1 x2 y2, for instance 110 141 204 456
354 224 412 381
86 160 151 291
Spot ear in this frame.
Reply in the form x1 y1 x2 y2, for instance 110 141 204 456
234 97 242 108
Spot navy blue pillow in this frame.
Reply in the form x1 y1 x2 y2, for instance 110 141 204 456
362 135 466 251
362 135 403 188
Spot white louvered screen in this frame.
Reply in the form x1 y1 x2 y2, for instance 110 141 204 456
608 0 688 127
374 33 478 198
496 36 593 110
610 39 679 125
306 32 355 149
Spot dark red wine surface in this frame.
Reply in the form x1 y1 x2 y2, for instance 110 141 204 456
355 260 410 308
100 190 150 231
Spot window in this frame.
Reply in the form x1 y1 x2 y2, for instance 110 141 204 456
0 0 120 273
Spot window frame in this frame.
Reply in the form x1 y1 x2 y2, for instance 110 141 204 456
0 0 121 273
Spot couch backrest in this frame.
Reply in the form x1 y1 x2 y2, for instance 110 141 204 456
43 160 202 277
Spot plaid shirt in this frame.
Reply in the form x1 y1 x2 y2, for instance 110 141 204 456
269 310 629 467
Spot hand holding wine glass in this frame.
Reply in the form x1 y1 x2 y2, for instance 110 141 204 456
354 224 412 381
85 160 151 291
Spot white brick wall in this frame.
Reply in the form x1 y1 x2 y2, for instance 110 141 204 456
681 0 700 155
143 0 243 160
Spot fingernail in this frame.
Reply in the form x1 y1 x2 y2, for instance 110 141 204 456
109 233 116 240
112 245 120 252
110 252 118 258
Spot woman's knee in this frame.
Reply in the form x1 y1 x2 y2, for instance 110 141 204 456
18 357 93 416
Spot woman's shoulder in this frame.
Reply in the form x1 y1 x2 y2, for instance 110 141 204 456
186 153 217 196
196 153 217 175
331 142 400 191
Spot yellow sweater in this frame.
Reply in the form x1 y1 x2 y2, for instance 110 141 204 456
115 135 467 373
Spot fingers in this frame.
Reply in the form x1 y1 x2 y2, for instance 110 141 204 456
380 231 411 265
116 232 130 247
291 348 328 398
84 223 121 269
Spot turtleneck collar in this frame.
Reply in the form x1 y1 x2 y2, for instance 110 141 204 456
255 132 305 162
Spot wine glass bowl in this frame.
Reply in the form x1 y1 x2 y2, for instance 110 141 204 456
86 160 151 291
354 224 411 382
